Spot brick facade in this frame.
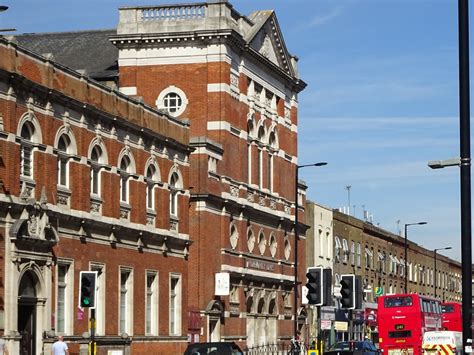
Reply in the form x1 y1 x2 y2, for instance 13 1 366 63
0 37 191 354
111 1 307 348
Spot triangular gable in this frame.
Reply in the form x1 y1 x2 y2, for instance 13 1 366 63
246 11 295 77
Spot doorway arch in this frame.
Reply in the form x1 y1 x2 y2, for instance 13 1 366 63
18 271 38 355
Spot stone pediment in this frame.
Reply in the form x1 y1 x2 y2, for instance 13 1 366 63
10 202 58 246
246 11 295 77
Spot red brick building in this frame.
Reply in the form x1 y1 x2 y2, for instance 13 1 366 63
110 1 306 346
0 37 191 354
1 0 308 353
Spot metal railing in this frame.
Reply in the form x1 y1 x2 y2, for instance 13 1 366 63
243 342 308 355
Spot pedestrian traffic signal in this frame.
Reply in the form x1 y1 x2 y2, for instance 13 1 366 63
340 274 362 309
306 267 323 305
79 271 97 308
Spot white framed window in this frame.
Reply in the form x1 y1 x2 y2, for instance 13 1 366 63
120 155 132 203
91 263 105 335
365 248 373 269
169 273 182 336
57 134 71 187
258 231 266 255
169 172 180 217
119 268 133 335
350 241 355 265
146 164 159 210
146 271 159 336
319 229 324 257
378 251 385 272
156 86 188 117
56 261 73 334
342 239 349 263
20 121 35 178
326 232 331 259
257 148 263 189
268 153 273 191
356 243 361 267
247 143 252 184
90 145 103 196
208 156 217 174
334 236 341 262
399 259 405 277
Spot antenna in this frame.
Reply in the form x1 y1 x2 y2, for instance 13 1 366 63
345 185 351 216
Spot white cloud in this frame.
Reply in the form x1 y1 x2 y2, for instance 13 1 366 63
307 6 344 27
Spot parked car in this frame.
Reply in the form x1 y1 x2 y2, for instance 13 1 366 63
325 340 380 355
183 341 244 355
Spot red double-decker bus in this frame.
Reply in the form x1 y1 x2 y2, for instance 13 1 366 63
377 294 442 355
441 302 462 331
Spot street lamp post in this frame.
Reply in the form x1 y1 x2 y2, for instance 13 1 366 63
428 1 472 348
294 162 327 339
433 247 452 299
404 222 427 293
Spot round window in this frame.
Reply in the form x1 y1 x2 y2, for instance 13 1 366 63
156 86 188 117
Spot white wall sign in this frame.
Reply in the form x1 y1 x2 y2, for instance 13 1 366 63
215 272 230 296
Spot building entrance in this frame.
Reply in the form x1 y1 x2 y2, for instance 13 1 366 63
18 272 38 355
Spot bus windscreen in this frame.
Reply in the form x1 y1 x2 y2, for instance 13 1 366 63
384 296 413 308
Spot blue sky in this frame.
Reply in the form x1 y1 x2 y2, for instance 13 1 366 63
0 0 468 261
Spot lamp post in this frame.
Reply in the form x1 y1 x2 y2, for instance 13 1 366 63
434 247 452 299
404 222 427 293
294 162 327 339
427 1 472 349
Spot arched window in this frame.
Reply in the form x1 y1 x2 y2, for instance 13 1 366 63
20 121 35 178
268 131 277 191
90 145 103 196
146 164 158 210
169 172 179 217
57 134 71 187
257 126 265 189
119 155 132 203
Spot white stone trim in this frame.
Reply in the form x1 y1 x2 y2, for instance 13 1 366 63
221 264 293 282
207 83 231 94
119 86 137 95
191 147 222 160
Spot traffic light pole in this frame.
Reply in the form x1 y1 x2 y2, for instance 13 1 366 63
317 306 322 355
90 308 96 355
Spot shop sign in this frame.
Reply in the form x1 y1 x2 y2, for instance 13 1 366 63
334 321 348 331
321 319 332 330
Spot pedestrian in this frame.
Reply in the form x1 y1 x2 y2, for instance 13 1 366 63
51 335 69 355
0 332 9 355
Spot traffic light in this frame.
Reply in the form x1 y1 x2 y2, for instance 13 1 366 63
306 267 323 305
340 274 355 309
306 267 333 306
340 274 362 309
79 271 97 308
